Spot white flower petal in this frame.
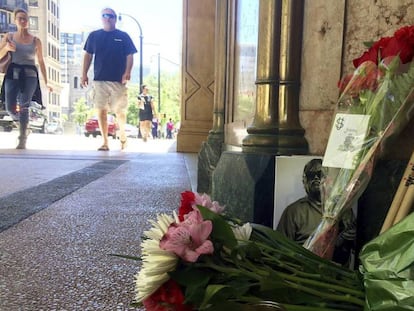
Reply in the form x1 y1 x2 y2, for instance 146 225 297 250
232 222 252 241
134 212 178 303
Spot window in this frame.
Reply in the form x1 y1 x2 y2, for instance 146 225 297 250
29 0 39 7
29 16 38 30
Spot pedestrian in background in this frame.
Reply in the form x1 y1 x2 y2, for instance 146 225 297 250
166 118 174 139
0 8 52 149
152 116 159 139
81 7 137 151
138 84 156 142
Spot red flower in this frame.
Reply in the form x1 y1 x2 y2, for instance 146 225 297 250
338 61 380 96
178 191 195 221
352 25 414 68
143 279 193 311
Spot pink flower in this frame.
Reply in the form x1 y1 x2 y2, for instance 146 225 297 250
160 209 214 262
194 193 225 214
177 191 225 222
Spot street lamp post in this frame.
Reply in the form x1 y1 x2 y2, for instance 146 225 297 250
153 54 180 114
118 13 143 89
157 53 161 113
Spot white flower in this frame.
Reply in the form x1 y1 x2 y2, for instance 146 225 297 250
135 213 178 302
232 223 252 242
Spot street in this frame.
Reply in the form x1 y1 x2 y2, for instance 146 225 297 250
0 129 196 201
0 130 176 153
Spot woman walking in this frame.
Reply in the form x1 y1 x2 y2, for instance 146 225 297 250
0 8 51 149
138 84 156 142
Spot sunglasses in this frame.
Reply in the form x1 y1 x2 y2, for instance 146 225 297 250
102 13 116 19
306 171 322 180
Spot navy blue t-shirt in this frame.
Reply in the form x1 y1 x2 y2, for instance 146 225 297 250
84 29 137 82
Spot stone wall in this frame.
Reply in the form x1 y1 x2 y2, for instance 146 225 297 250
300 0 414 156
182 1 413 156
300 1 345 155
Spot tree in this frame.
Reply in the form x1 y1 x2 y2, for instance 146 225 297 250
126 84 140 125
144 71 180 124
71 98 92 126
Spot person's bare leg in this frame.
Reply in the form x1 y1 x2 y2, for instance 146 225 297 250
141 120 150 142
145 120 151 140
98 108 109 150
117 110 127 149
140 120 145 141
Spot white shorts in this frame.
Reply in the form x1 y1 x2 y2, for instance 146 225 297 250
89 81 128 113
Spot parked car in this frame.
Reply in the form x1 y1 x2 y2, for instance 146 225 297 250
116 123 139 139
0 101 47 133
84 115 118 139
46 122 64 134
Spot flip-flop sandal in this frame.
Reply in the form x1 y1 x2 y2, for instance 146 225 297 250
98 145 109 151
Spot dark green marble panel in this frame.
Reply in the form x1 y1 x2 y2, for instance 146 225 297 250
211 151 275 227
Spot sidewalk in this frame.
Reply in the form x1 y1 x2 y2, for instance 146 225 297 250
0 143 198 310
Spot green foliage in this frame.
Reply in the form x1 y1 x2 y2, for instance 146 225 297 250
143 71 181 123
198 205 237 249
70 70 180 128
170 266 210 304
235 93 255 121
61 114 68 122
125 71 180 127
126 83 140 125
71 98 93 126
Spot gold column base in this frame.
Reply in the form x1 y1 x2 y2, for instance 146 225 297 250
242 128 308 155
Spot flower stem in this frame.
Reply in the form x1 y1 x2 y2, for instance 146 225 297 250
200 258 364 307
284 280 365 307
238 257 364 300
253 239 362 288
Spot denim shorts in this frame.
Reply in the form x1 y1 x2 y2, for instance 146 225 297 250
89 81 128 113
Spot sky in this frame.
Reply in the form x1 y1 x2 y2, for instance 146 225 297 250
60 0 183 71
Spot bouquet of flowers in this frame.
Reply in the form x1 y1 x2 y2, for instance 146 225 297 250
130 191 365 311
303 25 414 258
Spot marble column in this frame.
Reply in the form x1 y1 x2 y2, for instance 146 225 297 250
197 0 227 193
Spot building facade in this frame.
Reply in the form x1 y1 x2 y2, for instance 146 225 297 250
60 31 87 120
0 0 63 123
0 0 23 33
27 0 62 122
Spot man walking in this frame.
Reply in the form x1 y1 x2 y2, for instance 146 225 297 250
81 7 137 151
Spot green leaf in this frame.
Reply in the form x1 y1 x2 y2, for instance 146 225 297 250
202 301 250 311
108 253 141 261
232 240 262 261
259 271 285 291
198 275 254 308
200 284 231 309
169 265 211 305
198 205 237 249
